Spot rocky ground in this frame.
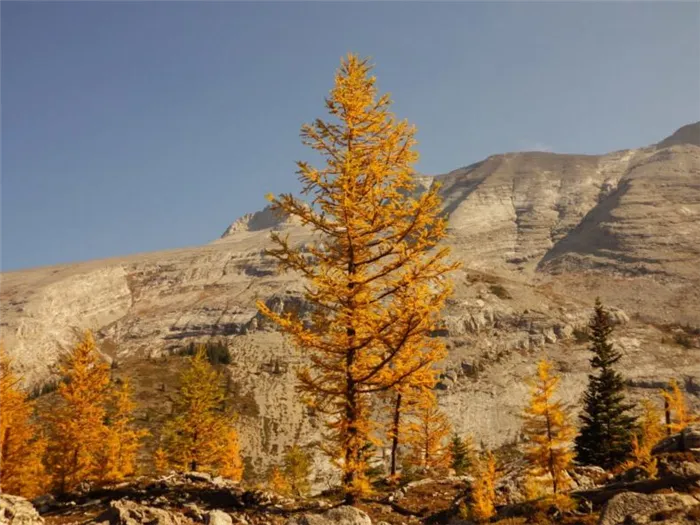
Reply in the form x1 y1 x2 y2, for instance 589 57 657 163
3 426 700 525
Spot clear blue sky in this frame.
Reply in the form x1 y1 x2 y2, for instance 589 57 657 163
2 1 699 271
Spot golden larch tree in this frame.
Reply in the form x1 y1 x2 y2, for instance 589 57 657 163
283 444 313 497
0 343 47 498
469 451 498 522
623 399 663 478
46 330 110 493
101 379 149 482
257 53 459 503
153 447 169 475
161 346 238 473
406 391 451 472
386 363 440 479
218 428 244 482
268 466 291 496
521 360 575 496
661 379 698 434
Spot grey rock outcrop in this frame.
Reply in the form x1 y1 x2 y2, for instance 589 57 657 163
598 492 700 525
285 506 372 525
653 425 700 455
207 510 233 525
0 495 44 525
93 499 191 525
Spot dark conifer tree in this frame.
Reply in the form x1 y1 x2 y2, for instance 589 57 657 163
449 434 472 475
575 298 636 468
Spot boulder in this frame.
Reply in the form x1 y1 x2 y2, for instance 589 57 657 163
184 471 212 483
285 506 372 525
554 323 574 339
94 499 189 525
207 511 233 525
569 465 609 489
607 307 630 326
543 328 557 344
653 424 700 454
0 494 44 525
598 491 700 525
30 495 55 515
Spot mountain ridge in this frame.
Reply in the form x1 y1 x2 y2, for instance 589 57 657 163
1 121 698 477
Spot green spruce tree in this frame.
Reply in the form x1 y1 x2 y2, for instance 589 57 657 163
575 298 636 468
449 434 473 475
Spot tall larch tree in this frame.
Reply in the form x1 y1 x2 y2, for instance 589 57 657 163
101 379 149 482
0 343 47 498
47 330 110 493
522 360 575 496
575 298 636 469
257 53 459 503
406 392 452 472
161 346 238 473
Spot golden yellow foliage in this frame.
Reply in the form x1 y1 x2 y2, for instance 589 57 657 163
623 399 663 478
470 451 498 522
283 444 312 497
406 391 451 471
268 466 291 496
100 380 149 483
46 330 110 493
257 53 458 503
154 447 169 475
0 344 47 498
161 346 240 473
522 360 575 495
386 365 439 478
219 428 244 482
661 379 698 434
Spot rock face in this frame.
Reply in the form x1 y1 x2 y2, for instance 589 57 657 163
2 122 700 479
598 492 700 525
0 495 44 525
285 506 372 525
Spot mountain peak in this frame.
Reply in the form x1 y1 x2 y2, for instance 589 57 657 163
657 121 700 149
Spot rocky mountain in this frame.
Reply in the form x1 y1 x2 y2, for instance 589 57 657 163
1 122 699 480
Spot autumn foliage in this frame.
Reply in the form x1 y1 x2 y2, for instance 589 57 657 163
406 392 451 472
268 466 291 496
161 345 243 478
469 451 498 522
101 380 149 482
219 428 245 482
662 379 698 435
0 344 47 498
521 360 575 496
623 399 664 478
46 330 111 493
257 53 458 502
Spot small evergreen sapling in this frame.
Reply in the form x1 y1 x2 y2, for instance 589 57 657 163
449 433 474 475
